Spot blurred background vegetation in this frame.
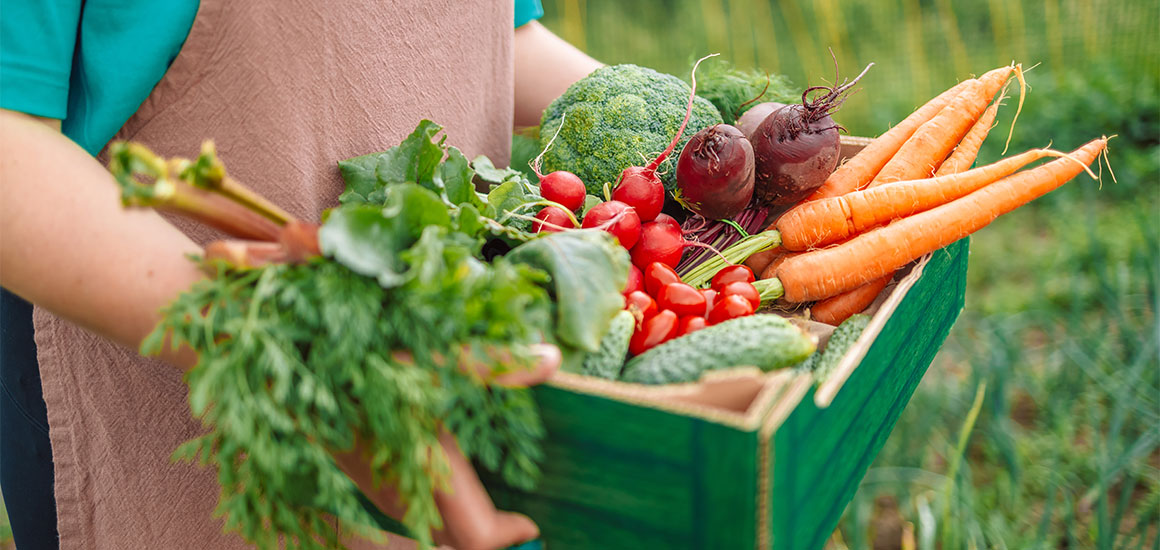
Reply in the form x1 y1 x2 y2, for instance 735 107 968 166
539 0 1158 548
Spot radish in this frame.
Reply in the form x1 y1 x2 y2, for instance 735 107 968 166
533 206 577 233
750 63 872 206
630 220 685 269
674 123 755 220
581 200 641 249
539 171 586 212
610 54 717 222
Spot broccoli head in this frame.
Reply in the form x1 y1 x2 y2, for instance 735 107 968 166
539 64 723 196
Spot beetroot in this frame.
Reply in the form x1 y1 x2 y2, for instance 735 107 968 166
674 124 755 220
736 102 782 141
750 63 871 206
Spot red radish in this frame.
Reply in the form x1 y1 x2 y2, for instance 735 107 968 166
629 310 678 355
750 63 872 206
719 281 760 310
708 294 754 324
677 315 708 336
630 221 685 269
674 124 755 220
624 264 644 295
610 54 717 222
654 213 681 230
643 262 682 297
657 282 706 317
582 200 641 248
540 171 586 211
699 288 718 316
624 290 657 324
533 206 576 233
710 264 755 289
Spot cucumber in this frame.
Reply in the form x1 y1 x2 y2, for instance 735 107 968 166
574 310 634 379
810 314 871 382
620 314 816 385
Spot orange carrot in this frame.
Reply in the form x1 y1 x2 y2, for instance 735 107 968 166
775 138 1106 303
871 66 1015 185
744 247 780 277
811 275 892 325
776 147 1068 251
935 96 1001 176
759 250 796 281
805 79 974 201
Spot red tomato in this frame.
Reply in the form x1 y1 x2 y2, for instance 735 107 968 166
719 281 761 310
710 264 756 290
624 291 657 325
623 264 644 295
629 310 678 355
707 294 754 325
658 282 707 317
699 288 718 316
677 315 708 336
644 262 681 297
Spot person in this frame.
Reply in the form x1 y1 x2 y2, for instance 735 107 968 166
0 1 602 549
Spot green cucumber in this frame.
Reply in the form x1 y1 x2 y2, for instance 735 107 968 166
809 314 871 382
620 314 816 385
574 310 634 380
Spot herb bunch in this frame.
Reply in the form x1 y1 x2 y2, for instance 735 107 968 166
113 121 629 549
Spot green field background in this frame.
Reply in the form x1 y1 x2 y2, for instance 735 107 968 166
539 0 1159 547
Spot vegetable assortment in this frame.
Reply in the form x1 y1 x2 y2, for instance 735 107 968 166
112 50 1112 550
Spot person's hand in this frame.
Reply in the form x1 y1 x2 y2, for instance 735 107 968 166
335 343 561 550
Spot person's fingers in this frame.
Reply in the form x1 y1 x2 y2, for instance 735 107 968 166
432 433 540 550
489 343 560 387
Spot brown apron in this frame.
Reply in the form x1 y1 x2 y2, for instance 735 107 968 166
33 1 514 548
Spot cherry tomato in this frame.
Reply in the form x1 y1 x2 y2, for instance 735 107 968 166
644 262 681 297
719 281 761 310
629 310 678 356
677 315 708 336
710 264 756 290
624 291 657 325
623 264 644 295
707 294 754 325
699 288 718 317
658 282 707 317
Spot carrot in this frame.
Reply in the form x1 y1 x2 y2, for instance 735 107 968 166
759 250 796 281
744 247 781 277
811 275 892 325
935 94 1002 176
805 79 974 201
774 138 1106 303
776 147 1070 251
871 65 1016 185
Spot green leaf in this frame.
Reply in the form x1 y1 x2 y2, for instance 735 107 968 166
472 155 525 185
506 230 630 351
337 154 380 205
438 147 482 208
318 185 451 288
485 179 534 222
581 194 603 216
375 120 446 192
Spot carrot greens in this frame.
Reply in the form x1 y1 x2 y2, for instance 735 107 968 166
114 120 629 549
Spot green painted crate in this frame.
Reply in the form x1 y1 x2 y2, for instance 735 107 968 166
478 137 971 549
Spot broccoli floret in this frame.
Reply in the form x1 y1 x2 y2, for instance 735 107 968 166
539 64 723 196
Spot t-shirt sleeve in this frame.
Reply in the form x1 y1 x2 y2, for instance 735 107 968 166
514 0 544 28
0 0 82 119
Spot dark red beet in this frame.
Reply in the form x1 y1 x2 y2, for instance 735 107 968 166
674 124 755 220
736 102 783 141
750 63 871 206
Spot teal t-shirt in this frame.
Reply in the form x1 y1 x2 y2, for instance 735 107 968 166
0 0 545 155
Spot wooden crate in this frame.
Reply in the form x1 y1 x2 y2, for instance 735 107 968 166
480 136 971 549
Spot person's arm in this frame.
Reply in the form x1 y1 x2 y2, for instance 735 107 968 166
512 21 603 128
0 108 204 367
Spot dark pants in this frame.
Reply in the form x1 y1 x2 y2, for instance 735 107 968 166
0 287 59 549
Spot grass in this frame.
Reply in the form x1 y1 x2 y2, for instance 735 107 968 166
541 0 1159 547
